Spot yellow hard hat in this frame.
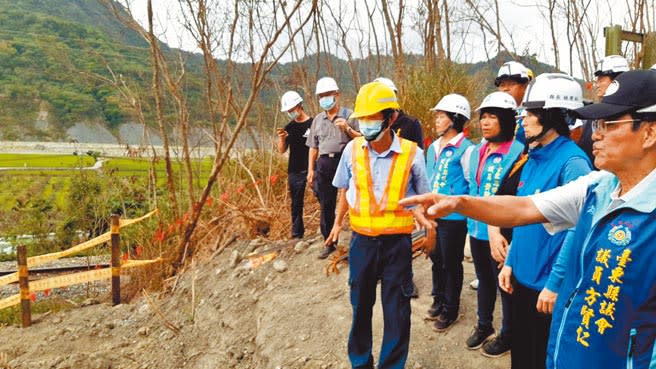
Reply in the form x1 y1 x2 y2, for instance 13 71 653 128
350 81 400 119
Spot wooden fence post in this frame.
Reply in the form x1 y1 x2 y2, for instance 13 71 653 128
17 245 31 328
643 32 656 69
604 25 623 56
111 214 121 305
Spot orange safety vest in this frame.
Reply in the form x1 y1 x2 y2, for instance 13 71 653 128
349 136 417 236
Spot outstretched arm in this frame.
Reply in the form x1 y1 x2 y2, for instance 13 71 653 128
399 193 547 228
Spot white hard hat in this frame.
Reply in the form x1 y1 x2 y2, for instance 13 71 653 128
315 77 339 95
430 94 471 119
495 61 532 86
373 77 398 92
651 63 656 70
522 73 583 110
476 91 517 111
594 55 629 77
280 91 303 112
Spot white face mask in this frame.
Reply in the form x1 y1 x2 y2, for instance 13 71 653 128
287 110 300 120
319 95 336 111
359 119 385 141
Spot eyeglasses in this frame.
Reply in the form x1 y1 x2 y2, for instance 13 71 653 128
591 119 639 133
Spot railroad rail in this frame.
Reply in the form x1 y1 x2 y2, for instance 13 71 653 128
0 264 110 277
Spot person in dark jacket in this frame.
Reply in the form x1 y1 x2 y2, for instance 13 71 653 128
374 77 424 148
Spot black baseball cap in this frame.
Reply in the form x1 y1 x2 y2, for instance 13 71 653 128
573 70 656 119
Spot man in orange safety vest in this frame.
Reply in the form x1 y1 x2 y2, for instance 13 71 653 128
327 81 431 369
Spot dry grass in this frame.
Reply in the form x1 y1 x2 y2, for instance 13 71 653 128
0 352 10 369
120 147 321 298
403 62 488 141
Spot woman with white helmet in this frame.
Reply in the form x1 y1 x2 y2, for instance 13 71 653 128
424 94 474 332
495 73 592 369
465 91 524 357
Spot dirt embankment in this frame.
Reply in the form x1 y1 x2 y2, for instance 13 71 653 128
0 232 509 369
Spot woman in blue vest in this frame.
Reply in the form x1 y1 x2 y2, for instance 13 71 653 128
424 94 474 331
496 73 592 369
466 91 524 357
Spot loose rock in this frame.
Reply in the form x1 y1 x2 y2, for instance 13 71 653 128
273 259 288 272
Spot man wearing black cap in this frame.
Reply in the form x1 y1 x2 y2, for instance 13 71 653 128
399 69 656 369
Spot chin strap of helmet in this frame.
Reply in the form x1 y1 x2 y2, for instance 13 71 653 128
435 122 453 138
525 126 549 144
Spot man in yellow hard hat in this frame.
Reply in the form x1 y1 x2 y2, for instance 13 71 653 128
327 81 431 369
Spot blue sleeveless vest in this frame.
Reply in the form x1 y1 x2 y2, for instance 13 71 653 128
426 136 473 220
508 137 591 290
467 140 524 240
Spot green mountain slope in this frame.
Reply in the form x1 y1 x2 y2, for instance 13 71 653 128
0 1 562 142
0 0 161 140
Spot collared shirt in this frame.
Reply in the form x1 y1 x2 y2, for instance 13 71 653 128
332 135 430 206
530 168 656 234
306 107 358 155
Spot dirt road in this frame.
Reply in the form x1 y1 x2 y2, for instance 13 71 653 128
0 233 510 369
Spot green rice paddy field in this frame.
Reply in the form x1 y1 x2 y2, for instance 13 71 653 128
0 153 214 230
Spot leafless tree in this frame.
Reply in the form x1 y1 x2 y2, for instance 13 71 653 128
104 0 317 272
463 0 513 59
380 0 407 88
323 0 362 90
415 0 447 70
100 0 180 217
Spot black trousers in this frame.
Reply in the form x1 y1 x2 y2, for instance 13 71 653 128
470 236 512 338
313 155 340 241
430 219 467 319
288 170 307 238
510 282 551 369
348 233 413 369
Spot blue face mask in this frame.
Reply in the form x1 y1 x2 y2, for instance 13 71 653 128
319 95 336 111
359 119 385 141
287 110 300 120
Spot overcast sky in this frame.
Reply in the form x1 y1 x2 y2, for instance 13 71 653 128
129 0 639 80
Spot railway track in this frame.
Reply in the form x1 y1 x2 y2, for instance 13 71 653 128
0 263 110 277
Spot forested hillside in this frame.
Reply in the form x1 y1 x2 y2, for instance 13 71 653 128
0 1 137 135
0 0 558 142
0 0 207 141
